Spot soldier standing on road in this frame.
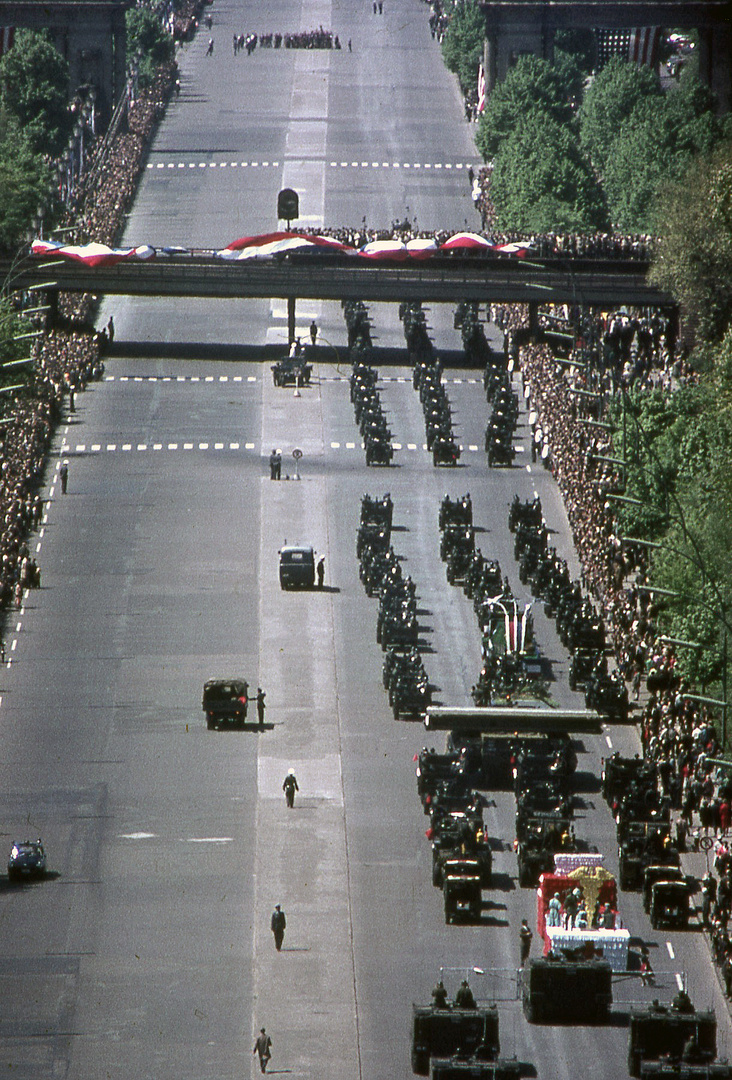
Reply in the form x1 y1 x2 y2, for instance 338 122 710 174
283 769 299 808
309 320 318 346
269 448 281 480
271 904 286 950
256 687 266 725
520 919 533 966
317 556 325 588
59 461 68 494
253 1028 272 1073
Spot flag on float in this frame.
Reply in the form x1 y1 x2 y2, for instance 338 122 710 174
629 27 661 66
216 232 355 259
441 232 492 251
477 62 486 114
30 239 155 265
358 239 409 259
490 241 535 257
405 237 439 258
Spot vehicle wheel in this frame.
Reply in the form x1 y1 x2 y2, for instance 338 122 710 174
206 714 215 730
432 862 442 887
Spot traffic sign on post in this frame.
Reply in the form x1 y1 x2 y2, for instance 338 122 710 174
292 447 303 481
277 188 299 226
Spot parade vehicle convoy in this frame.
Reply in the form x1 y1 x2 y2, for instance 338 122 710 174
202 678 249 728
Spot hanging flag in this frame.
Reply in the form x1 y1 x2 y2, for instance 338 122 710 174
477 62 486 114
629 26 661 66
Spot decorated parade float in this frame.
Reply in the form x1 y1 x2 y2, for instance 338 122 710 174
536 852 631 971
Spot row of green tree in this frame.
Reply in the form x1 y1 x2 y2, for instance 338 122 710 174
0 6 174 253
441 1 730 234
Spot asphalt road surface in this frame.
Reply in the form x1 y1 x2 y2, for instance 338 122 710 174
1 1 730 1078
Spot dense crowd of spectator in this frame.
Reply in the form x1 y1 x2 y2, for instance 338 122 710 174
510 308 732 995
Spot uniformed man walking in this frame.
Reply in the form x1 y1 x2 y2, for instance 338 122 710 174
269 449 281 480
283 769 299 808
520 919 533 966
256 687 266 725
253 1028 272 1072
59 460 68 494
271 904 286 951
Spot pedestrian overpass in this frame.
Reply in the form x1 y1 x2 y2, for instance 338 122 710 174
2 250 671 308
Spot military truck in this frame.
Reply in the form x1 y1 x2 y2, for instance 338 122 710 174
443 863 482 923
271 355 312 386
202 678 249 729
628 995 717 1078
432 819 492 889
411 1003 499 1075
643 865 693 930
521 955 613 1024
515 814 575 888
619 822 678 892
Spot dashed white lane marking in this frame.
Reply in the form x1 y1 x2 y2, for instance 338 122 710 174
675 973 684 991
667 942 675 959
605 735 613 748
105 374 483 384
148 159 471 172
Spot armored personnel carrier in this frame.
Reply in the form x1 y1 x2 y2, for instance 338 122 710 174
411 1002 499 1075
628 993 719 1078
521 954 612 1024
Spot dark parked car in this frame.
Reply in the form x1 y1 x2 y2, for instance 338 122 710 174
8 839 46 882
279 545 316 589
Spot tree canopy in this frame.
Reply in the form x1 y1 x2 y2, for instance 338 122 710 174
489 112 607 232
126 5 175 88
650 140 732 347
440 0 485 96
0 29 70 158
0 114 54 252
476 55 574 160
578 57 662 176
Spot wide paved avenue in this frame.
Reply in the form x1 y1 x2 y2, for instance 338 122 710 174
0 1 729 1079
